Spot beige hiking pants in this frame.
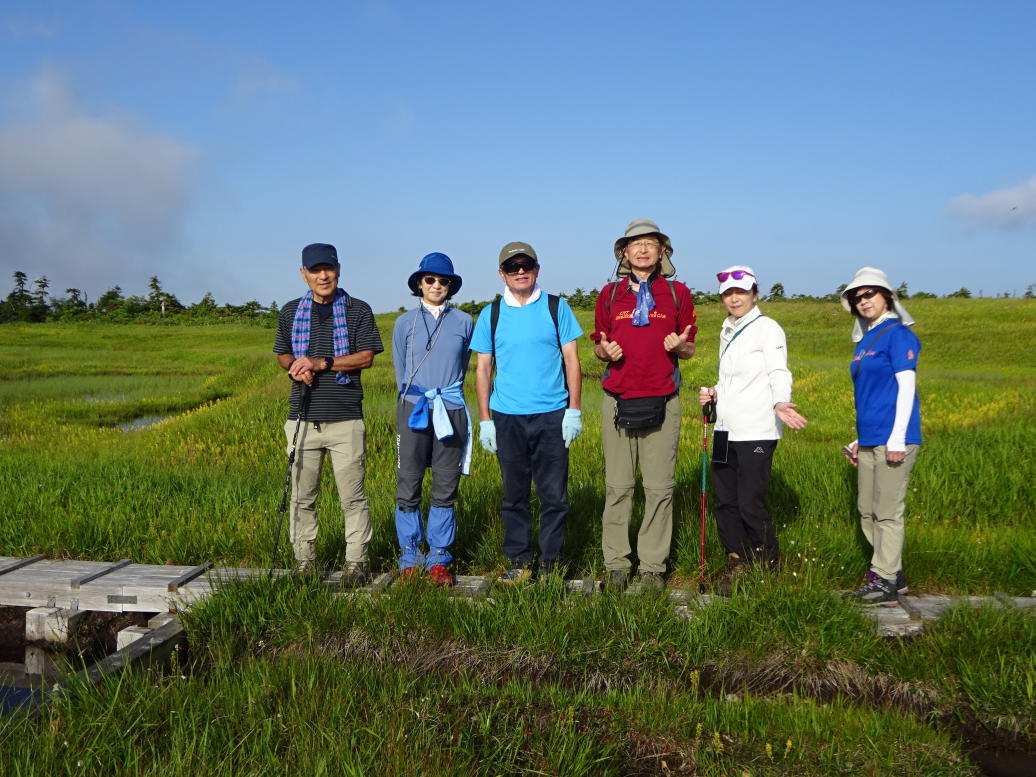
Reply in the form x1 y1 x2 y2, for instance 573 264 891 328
856 444 919 580
285 418 371 565
600 393 681 574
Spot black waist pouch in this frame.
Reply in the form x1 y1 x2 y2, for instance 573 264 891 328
614 395 668 430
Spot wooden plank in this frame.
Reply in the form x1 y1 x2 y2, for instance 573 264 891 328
166 562 213 592
0 555 45 577
0 579 129 612
69 559 132 590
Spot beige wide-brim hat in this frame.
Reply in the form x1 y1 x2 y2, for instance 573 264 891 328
840 266 914 341
613 219 676 278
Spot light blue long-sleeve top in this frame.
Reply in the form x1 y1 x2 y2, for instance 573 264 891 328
392 304 474 410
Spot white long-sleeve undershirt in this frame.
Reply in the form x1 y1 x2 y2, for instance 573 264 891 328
886 369 916 452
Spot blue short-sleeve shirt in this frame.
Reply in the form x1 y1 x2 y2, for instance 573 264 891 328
471 294 582 415
852 320 922 446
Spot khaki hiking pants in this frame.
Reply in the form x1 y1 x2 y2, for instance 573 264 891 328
285 418 372 566
600 393 681 574
857 444 919 580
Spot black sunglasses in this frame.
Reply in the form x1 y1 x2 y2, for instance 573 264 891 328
849 288 881 306
502 259 538 275
421 275 451 287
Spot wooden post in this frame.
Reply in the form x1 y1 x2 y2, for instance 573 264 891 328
24 607 88 678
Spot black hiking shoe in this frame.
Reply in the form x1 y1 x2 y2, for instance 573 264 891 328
895 570 909 595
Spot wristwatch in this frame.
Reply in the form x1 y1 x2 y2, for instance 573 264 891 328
323 357 334 371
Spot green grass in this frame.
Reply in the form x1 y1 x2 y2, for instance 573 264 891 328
2 300 1033 593
0 301 1034 775
5 577 1025 776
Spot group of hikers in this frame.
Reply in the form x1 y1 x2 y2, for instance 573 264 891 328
273 219 922 605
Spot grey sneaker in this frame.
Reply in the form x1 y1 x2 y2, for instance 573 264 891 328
637 571 666 592
293 558 316 575
539 559 567 579
848 571 898 606
497 565 532 585
605 569 629 592
341 561 371 588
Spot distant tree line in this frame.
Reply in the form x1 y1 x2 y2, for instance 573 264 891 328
3 272 1032 325
0 272 278 325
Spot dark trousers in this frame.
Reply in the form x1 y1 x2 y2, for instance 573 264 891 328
712 439 779 565
395 403 467 510
493 409 569 565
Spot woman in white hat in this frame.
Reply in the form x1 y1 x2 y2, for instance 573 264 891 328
698 266 807 589
840 267 921 605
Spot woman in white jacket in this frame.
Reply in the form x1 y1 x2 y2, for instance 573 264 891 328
698 266 807 584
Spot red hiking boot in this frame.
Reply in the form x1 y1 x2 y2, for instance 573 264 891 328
427 565 455 587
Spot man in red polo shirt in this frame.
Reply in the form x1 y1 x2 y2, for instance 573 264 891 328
591 219 697 591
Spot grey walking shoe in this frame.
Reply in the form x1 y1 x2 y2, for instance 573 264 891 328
637 571 666 592
604 569 629 592
847 571 898 606
341 561 371 588
497 564 533 585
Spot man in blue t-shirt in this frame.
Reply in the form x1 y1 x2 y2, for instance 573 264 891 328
471 242 584 583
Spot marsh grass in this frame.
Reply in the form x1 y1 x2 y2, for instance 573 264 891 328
2 577 1019 775
1 301 1034 592
0 301 1033 773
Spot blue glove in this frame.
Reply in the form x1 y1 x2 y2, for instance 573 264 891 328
479 420 497 454
561 408 582 448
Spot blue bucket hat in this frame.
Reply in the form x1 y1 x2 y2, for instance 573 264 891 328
407 252 462 299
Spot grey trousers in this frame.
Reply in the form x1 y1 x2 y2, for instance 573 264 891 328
600 393 681 573
395 402 467 509
857 444 919 579
285 418 371 565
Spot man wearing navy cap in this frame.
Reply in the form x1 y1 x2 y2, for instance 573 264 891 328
273 243 384 581
392 253 473 586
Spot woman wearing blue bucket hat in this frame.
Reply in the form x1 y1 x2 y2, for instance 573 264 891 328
392 253 473 585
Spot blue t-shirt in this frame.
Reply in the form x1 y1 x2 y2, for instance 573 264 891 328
852 320 922 446
470 294 583 415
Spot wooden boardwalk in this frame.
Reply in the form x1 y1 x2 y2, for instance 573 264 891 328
0 555 1032 637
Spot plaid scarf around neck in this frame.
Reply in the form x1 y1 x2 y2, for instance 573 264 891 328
291 289 351 385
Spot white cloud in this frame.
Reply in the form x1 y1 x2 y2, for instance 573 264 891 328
948 174 1036 228
0 70 199 293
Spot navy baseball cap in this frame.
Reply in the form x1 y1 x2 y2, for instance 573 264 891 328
301 243 340 269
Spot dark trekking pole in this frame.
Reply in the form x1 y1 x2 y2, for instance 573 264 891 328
699 396 716 594
272 383 311 571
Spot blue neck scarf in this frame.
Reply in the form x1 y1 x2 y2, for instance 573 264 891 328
631 276 656 327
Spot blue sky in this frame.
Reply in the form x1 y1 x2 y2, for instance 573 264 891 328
2 0 1034 312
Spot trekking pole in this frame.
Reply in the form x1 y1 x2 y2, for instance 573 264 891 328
699 396 716 593
272 383 311 571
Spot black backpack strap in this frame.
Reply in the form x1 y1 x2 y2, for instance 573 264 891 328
490 298 501 358
606 281 620 316
547 294 561 350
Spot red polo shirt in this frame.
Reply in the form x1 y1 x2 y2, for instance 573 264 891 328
591 277 697 399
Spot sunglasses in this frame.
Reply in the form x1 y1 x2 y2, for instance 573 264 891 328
421 275 451 287
502 260 538 275
849 288 881 305
716 270 755 282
